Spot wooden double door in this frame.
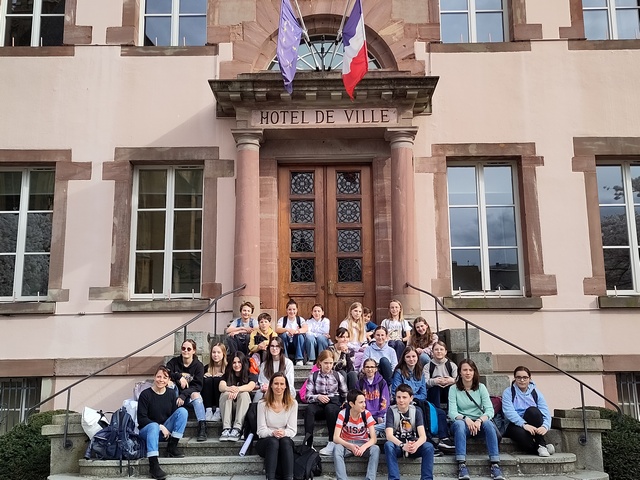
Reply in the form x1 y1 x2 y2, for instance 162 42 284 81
278 165 375 331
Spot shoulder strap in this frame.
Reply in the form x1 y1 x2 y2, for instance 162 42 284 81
532 389 538 404
408 404 416 427
445 360 453 376
313 371 319 384
429 362 435 377
296 316 302 328
464 390 485 413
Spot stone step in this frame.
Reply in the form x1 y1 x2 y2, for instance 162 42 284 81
78 452 579 478
54 473 609 480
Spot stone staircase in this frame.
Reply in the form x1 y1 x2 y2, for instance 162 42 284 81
44 328 610 480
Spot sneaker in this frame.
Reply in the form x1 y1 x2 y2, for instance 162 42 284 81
295 360 304 366
490 464 505 480
220 428 231 441
433 447 443 457
545 443 555 455
537 445 550 457
319 441 335 456
229 428 242 442
458 463 470 480
438 437 455 453
205 407 214 422
212 407 222 422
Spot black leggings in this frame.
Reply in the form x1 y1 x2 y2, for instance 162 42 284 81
256 436 294 480
202 376 222 409
304 400 341 439
506 406 548 453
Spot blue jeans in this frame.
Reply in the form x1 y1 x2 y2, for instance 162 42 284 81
183 394 206 421
451 418 500 463
384 440 434 480
280 333 305 361
418 352 431 367
334 440 380 480
139 407 188 457
305 334 330 361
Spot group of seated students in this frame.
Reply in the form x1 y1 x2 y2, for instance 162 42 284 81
136 299 555 480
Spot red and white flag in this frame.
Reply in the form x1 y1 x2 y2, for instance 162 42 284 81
342 0 368 100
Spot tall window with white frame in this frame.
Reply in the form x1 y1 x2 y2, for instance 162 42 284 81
596 162 640 294
0 169 54 301
440 0 506 43
141 0 206 46
583 0 640 40
1 0 65 47
130 166 203 299
447 162 524 296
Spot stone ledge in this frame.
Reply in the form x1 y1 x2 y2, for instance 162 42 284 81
111 299 211 312
443 296 542 309
598 295 640 308
0 302 56 315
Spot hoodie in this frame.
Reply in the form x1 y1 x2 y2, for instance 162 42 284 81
165 355 204 401
357 371 390 421
362 342 398 371
501 380 551 430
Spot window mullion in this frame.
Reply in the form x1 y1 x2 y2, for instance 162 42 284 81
477 164 491 291
164 168 176 296
609 0 618 39
129 168 141 298
623 163 640 291
469 0 478 43
172 0 180 46
31 0 42 46
13 170 30 299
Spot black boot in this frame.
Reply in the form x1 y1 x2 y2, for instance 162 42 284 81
166 436 185 458
197 420 207 442
148 456 167 480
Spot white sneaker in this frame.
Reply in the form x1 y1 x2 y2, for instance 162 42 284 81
205 408 214 422
295 360 304 366
319 441 335 456
545 443 555 455
537 445 550 457
212 407 222 422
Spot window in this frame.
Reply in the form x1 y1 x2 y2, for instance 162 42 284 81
596 162 640 293
583 0 640 40
130 166 203 299
618 372 640 419
0 377 41 435
447 162 524 295
440 0 506 43
141 0 206 46
0 169 54 301
268 35 382 72
1 0 65 47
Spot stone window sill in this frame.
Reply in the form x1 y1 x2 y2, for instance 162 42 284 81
598 296 640 308
0 46 74 57
111 299 211 312
0 302 56 315
121 46 218 57
443 296 542 309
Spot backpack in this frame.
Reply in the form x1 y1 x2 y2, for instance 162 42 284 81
390 404 418 441
87 407 146 473
299 369 341 403
510 384 538 404
341 405 368 433
429 359 453 378
293 433 322 480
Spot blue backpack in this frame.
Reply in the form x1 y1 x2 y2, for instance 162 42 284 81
87 407 146 473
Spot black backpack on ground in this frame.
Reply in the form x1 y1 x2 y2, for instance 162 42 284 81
293 433 322 480
86 407 146 474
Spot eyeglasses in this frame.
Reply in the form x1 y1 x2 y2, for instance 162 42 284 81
181 346 193 352
515 376 530 381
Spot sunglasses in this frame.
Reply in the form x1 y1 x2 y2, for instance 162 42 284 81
181 346 193 352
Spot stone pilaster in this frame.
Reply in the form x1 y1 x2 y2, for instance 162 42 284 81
552 408 611 471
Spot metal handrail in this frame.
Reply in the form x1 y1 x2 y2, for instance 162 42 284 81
406 282 622 445
27 283 246 448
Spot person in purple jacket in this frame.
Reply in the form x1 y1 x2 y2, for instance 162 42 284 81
357 358 390 437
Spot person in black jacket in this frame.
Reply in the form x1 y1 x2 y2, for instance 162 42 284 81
165 339 207 441
138 365 188 480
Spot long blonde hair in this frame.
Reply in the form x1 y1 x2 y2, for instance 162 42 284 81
389 299 404 321
344 302 366 343
207 343 227 375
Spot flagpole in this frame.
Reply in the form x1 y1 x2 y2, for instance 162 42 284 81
328 0 354 70
291 0 322 71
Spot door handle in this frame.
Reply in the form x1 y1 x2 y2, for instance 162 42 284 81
328 280 334 295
